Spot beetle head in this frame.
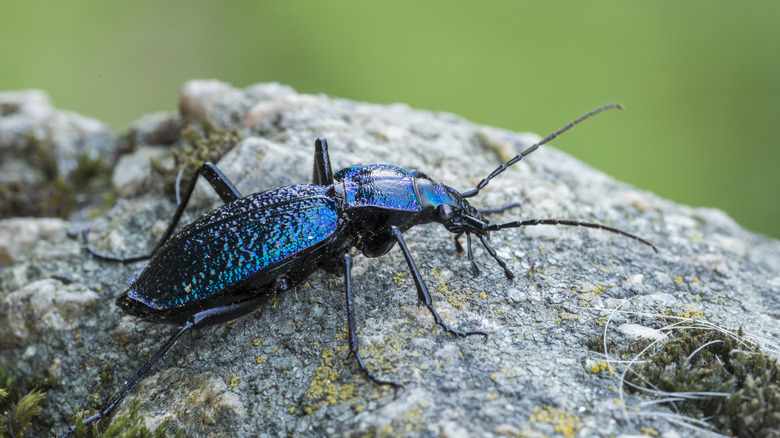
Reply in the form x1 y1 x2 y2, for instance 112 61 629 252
414 173 488 236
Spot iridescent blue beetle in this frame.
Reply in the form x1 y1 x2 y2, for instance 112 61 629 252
63 103 656 436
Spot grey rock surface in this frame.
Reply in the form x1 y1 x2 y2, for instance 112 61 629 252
0 89 115 218
0 89 114 180
1 79 779 437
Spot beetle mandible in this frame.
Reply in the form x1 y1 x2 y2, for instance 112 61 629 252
62 103 657 436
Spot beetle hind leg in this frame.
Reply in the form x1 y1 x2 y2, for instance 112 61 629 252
313 138 334 186
341 253 403 395
83 162 243 264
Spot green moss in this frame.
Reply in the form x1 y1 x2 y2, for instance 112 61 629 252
0 134 110 219
152 119 241 195
67 401 182 438
98 362 115 393
0 364 54 438
0 389 45 438
621 324 780 437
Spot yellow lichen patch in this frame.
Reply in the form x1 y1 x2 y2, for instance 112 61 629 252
673 276 684 284
686 229 705 244
660 305 706 320
304 346 357 414
589 360 614 375
228 374 240 388
641 426 660 436
558 311 578 323
401 408 428 433
596 316 610 327
576 283 605 306
252 338 263 346
529 405 582 438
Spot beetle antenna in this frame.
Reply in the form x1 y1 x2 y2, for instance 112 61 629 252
461 103 623 198
486 218 658 253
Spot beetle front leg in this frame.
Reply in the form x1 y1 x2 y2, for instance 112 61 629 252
390 226 487 341
340 253 402 393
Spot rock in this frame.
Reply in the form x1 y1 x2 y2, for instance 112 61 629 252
0 279 100 348
617 323 667 342
1 80 779 437
0 89 114 218
0 89 114 178
0 217 68 265
111 145 172 197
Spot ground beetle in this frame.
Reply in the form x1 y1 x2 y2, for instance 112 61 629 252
62 103 657 436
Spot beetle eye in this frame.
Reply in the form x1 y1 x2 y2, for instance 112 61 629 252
436 204 454 221
410 169 429 179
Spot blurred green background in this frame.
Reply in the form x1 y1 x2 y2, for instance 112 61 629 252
2 1 778 238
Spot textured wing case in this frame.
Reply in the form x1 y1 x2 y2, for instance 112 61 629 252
126 185 340 310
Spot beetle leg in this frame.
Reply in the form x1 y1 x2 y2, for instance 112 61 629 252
453 232 465 255
390 226 487 341
454 233 480 277
478 201 522 215
476 234 514 280
313 138 334 186
465 232 480 277
341 253 402 393
61 322 193 437
84 162 243 263
62 294 271 437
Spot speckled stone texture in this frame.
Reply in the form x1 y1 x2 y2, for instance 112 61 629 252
1 80 778 437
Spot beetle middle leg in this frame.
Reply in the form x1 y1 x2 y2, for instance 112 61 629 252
453 232 480 277
340 253 402 393
84 162 243 263
390 226 488 341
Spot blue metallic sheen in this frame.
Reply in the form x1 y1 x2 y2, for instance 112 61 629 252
418 182 461 209
335 165 421 212
126 185 338 310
